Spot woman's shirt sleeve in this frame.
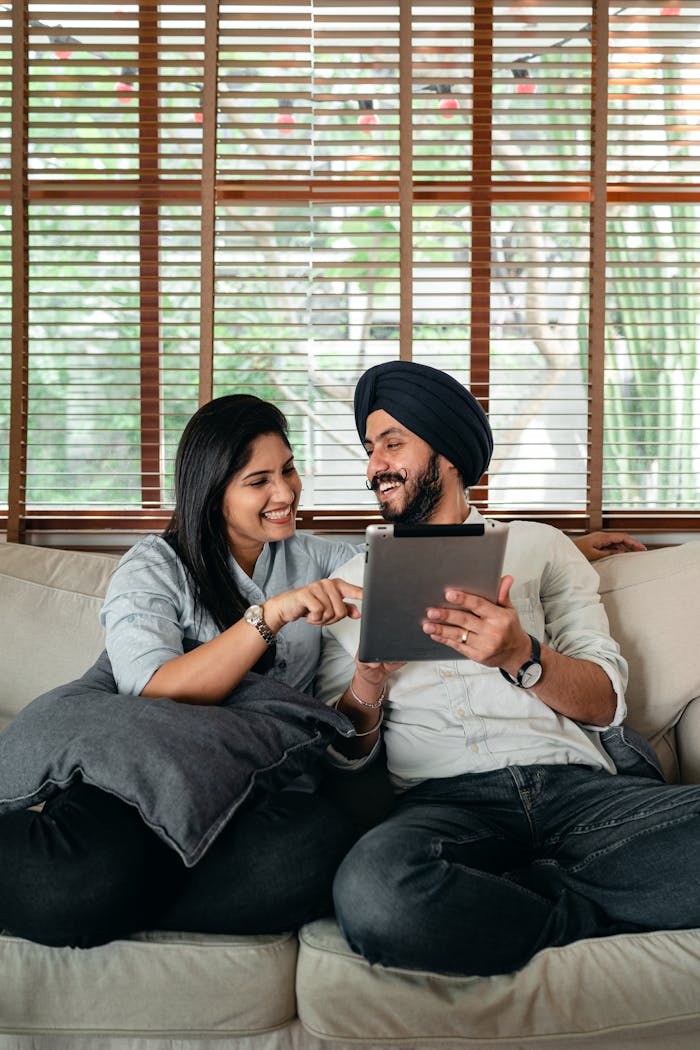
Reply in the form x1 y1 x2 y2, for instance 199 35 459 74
100 535 200 695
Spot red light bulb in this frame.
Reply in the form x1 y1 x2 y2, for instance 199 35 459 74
660 7 681 14
357 112 379 133
515 79 536 94
115 81 136 103
54 50 72 60
438 97 460 118
275 111 296 134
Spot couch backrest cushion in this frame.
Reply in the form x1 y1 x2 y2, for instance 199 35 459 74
0 543 119 723
594 541 700 741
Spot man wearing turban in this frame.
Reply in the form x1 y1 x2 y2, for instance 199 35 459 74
315 359 700 979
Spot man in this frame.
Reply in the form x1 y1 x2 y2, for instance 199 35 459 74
316 360 700 978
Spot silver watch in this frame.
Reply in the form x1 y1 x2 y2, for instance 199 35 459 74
243 604 276 646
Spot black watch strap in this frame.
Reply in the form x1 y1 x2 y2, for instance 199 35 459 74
499 634 542 688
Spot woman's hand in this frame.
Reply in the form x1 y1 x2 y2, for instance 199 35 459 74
263 577 362 633
352 656 405 697
330 655 405 760
573 531 647 561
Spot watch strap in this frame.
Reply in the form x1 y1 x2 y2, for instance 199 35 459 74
244 606 276 647
499 634 541 688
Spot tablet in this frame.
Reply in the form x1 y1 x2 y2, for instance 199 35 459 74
358 521 509 663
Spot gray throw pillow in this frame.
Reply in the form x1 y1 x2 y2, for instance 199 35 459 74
0 651 353 866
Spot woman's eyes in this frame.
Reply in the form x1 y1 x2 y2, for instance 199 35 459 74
248 466 296 487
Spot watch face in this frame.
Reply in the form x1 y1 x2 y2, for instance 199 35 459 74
519 662 543 689
245 605 263 624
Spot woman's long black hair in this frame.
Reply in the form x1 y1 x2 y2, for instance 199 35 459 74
162 394 291 637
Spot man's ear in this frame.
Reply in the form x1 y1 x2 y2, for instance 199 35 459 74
439 455 461 485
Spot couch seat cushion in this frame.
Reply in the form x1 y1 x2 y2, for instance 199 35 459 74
297 918 700 1043
0 928 297 1037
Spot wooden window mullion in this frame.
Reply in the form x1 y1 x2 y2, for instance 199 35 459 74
587 0 609 532
399 0 413 361
140 2 161 508
198 0 220 405
7 0 29 543
470 1 493 506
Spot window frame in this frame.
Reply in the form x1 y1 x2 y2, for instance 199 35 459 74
3 1 700 547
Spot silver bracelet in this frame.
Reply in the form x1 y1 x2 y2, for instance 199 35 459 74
352 708 384 737
348 681 386 709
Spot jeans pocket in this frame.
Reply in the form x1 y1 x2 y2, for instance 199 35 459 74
599 724 665 782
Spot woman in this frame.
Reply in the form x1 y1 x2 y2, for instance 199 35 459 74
0 395 362 949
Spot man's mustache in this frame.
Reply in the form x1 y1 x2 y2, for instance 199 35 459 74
366 468 408 492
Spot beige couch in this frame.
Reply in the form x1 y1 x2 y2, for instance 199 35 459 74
1 538 699 1050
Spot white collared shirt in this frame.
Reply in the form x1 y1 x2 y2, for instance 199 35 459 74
316 510 628 784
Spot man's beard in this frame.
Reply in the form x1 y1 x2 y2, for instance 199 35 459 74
371 453 443 525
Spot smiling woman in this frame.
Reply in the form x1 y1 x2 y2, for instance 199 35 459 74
0 394 364 951
106 395 363 705
220 432 302 576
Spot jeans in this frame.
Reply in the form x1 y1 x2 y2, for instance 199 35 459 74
332 764 700 977
0 782 356 948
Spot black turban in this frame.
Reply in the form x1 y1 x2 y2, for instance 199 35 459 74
354 361 493 486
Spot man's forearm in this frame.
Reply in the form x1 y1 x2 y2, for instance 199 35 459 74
530 646 617 727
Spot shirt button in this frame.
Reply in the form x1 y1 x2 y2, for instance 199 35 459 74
442 669 454 678
456 708 466 719
278 660 287 671
471 743 479 753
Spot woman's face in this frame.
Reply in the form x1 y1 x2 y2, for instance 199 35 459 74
221 431 302 560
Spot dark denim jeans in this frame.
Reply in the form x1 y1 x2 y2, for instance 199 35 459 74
0 782 356 948
332 763 700 977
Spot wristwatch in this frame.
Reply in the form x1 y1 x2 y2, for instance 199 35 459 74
499 634 543 689
243 604 276 647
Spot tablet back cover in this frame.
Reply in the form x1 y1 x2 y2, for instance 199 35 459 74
358 522 508 662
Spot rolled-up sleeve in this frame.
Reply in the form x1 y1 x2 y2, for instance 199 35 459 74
535 525 628 726
100 537 194 695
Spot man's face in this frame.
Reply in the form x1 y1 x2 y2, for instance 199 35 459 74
363 409 447 524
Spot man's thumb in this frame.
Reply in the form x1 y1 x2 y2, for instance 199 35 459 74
497 574 515 607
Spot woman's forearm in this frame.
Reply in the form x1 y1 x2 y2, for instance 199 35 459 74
140 617 270 704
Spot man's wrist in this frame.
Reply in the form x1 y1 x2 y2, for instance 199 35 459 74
501 634 534 679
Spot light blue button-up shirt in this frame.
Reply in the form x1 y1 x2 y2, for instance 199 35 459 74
100 532 360 697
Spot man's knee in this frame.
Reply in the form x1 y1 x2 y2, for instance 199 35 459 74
332 825 417 962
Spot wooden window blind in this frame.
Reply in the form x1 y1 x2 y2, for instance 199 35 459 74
2 2 699 546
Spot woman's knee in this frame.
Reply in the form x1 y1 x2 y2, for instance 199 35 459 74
0 785 176 947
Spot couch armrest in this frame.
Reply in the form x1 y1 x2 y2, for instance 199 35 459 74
676 697 700 784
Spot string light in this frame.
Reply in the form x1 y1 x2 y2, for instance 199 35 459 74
48 25 76 61
115 68 137 103
434 83 460 117
513 68 536 94
22 6 651 121
275 98 296 134
357 99 379 133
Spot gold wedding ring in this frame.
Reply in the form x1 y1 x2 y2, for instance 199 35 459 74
461 632 469 644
